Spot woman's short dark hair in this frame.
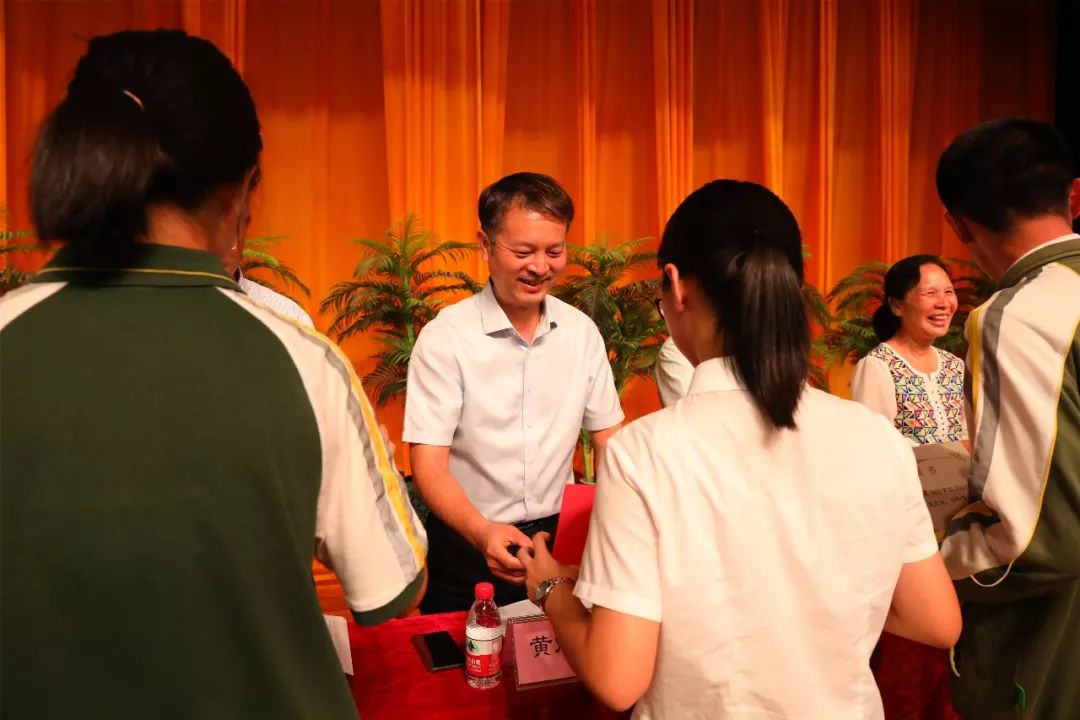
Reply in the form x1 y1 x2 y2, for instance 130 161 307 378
478 172 574 239
30 30 262 265
658 180 808 430
871 255 951 342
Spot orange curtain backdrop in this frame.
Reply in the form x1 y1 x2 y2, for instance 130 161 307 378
3 0 1057 431
0 0 7 209
380 0 509 280
878 0 915 264
652 0 694 228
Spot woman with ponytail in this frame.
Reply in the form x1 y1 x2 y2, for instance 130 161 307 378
519 180 960 718
1 31 425 718
851 257 968 719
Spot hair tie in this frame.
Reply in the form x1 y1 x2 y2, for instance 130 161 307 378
122 89 145 111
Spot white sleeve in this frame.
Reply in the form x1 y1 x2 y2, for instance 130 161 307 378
581 323 625 432
402 319 463 446
312 359 429 618
220 289 426 620
293 305 315 329
654 337 694 407
573 434 661 622
850 355 897 425
881 426 940 562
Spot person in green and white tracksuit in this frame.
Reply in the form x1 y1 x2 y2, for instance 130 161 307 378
936 117 1080 720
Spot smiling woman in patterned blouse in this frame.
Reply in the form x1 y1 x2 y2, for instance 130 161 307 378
852 255 968 446
851 254 967 720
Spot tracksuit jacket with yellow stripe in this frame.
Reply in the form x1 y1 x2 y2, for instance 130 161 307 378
942 234 1080 720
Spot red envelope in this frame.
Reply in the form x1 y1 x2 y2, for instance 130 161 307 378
551 483 596 565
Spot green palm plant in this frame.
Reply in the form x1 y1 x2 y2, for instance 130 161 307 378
0 239 35 296
552 237 667 396
319 214 481 407
821 260 888 367
801 246 834 391
803 282 832 391
1 206 35 297
551 237 667 482
239 235 311 304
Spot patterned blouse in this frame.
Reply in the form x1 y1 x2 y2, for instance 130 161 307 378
850 343 967 445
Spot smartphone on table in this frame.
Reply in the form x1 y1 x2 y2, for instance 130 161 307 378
412 631 465 672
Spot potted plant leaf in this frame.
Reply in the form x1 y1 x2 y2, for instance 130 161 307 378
802 247 834 391
804 280 832 391
320 213 480 406
551 237 667 482
1 207 35 297
239 235 311 304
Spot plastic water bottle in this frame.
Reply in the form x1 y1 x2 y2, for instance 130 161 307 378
465 582 505 689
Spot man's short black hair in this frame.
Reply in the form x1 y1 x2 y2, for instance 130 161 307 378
936 118 1075 233
478 172 574 238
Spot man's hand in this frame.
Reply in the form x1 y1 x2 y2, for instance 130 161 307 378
471 521 534 584
518 532 580 605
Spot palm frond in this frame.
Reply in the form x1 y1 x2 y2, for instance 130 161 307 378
826 262 888 302
363 362 410 407
412 281 479 300
1 208 37 296
802 283 832 329
412 240 478 267
322 215 480 406
554 235 668 398
326 312 382 345
240 235 311 298
352 236 398 257
1 268 33 296
412 269 482 294
821 318 880 365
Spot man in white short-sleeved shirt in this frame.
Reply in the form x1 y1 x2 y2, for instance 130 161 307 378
404 172 624 612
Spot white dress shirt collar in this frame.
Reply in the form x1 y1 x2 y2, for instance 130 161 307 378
476 279 558 340
686 356 742 395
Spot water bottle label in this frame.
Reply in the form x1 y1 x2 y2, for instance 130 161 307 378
465 635 503 678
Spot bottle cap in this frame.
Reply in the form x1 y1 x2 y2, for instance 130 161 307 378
474 582 494 601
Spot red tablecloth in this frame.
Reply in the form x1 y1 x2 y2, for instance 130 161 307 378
348 612 629 719
347 613 960 718
873 633 961 720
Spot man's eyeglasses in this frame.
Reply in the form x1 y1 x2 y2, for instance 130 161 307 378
654 297 664 318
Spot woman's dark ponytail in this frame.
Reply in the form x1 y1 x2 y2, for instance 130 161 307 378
659 180 810 431
871 303 900 342
31 85 162 265
718 248 809 429
29 30 262 266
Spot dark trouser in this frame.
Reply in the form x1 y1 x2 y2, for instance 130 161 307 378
420 513 559 614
